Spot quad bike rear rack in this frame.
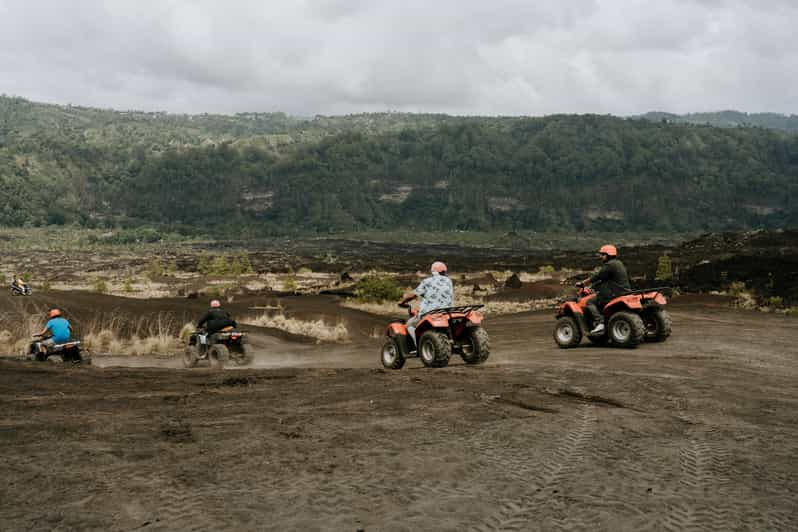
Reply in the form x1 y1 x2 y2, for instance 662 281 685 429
419 304 484 318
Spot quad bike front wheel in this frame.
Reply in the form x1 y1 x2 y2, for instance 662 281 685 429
229 345 253 366
208 344 228 369
381 337 406 369
183 344 200 368
554 316 582 348
461 326 490 364
607 311 645 348
643 308 672 342
419 331 451 368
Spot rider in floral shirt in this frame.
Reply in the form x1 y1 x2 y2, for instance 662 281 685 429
398 261 453 347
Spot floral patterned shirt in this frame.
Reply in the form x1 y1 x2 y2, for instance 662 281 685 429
414 273 454 315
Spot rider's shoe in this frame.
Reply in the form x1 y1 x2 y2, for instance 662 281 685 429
589 323 605 336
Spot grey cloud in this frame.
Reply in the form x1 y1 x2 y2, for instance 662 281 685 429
0 0 795 115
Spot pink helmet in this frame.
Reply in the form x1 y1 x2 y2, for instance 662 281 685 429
431 261 447 274
599 245 617 257
210 299 221 308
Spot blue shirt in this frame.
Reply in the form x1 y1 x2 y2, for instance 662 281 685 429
46 317 71 343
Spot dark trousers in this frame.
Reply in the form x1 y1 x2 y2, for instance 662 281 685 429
585 298 607 326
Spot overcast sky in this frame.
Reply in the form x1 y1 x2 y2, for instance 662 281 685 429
0 0 795 116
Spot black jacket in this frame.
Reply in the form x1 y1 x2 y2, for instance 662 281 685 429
589 258 631 302
197 308 237 333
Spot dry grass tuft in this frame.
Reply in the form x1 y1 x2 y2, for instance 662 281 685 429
341 295 559 317
243 312 349 343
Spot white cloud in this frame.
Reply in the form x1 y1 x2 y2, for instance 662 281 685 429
0 0 795 115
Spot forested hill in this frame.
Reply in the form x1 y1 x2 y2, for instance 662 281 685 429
1 95 797 235
640 111 798 133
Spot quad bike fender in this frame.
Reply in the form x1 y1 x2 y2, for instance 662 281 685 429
643 292 668 305
604 295 643 314
419 314 450 329
466 311 483 325
387 322 408 336
557 301 584 318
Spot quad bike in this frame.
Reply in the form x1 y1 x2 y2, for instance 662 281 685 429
183 326 251 369
554 286 671 349
11 282 32 296
29 335 91 364
381 303 490 369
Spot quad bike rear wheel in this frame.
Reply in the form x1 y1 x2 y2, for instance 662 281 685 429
381 337 406 369
208 344 228 369
183 344 200 368
554 316 582 348
461 326 490 364
230 345 253 366
643 308 672 342
607 311 645 348
419 331 451 368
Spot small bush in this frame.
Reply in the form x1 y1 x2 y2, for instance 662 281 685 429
123 277 135 293
355 275 403 303
210 256 230 276
94 279 109 294
297 267 312 274
768 296 784 309
146 258 164 279
655 254 673 281
728 281 746 297
282 274 297 292
239 252 254 274
539 265 556 274
197 254 212 275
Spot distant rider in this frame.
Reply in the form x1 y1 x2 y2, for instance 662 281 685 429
398 261 454 348
197 299 237 339
12 274 29 294
577 245 631 335
35 308 72 353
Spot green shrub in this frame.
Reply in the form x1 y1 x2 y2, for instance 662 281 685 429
94 279 109 294
210 256 230 276
239 252 254 274
655 254 673 281
297 267 312 274
355 275 403 303
123 278 135 293
768 296 784 309
539 265 556 274
197 254 211 275
146 258 164 279
282 274 297 292
228 256 244 276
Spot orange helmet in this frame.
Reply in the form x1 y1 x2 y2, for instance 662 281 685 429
210 299 221 308
48 308 62 318
431 261 447 274
599 245 617 256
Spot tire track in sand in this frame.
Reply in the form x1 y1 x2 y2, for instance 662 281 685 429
470 404 597 532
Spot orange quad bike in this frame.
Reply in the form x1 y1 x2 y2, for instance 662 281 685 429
554 286 671 349
381 304 490 369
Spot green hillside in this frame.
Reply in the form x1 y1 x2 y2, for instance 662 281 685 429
2 96 797 235
641 110 798 133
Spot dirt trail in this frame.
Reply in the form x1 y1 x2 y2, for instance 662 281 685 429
1 296 797 531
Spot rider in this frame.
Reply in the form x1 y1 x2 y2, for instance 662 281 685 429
398 261 453 348
196 299 237 340
12 274 28 293
578 245 631 335
35 309 72 353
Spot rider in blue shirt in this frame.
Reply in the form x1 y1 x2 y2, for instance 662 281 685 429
36 308 72 352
